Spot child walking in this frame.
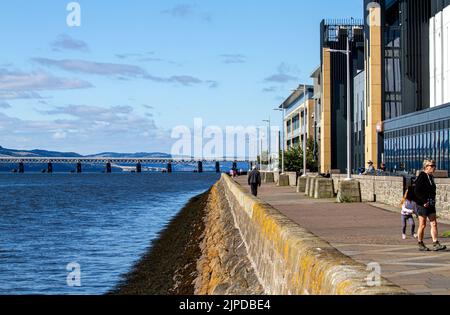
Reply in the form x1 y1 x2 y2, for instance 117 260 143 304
400 189 418 240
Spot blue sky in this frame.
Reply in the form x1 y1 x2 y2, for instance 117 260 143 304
0 0 363 154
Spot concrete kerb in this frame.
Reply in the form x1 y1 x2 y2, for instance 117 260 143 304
222 174 407 295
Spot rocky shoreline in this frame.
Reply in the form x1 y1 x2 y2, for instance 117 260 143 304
110 179 263 295
110 190 209 295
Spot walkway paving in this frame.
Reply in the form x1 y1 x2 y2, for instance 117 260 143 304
235 177 450 295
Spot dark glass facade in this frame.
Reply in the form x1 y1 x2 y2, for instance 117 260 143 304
384 103 450 174
365 0 432 120
368 0 450 174
383 1 402 119
320 19 365 172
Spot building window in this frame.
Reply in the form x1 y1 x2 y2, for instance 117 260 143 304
292 115 300 132
384 26 402 120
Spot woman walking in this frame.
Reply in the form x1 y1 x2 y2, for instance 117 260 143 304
414 160 447 252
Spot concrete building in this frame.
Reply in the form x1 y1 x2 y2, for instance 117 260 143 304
311 66 322 166
320 19 365 173
279 85 314 150
363 0 450 174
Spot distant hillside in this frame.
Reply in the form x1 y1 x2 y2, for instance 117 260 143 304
86 152 172 158
0 146 82 158
0 146 171 159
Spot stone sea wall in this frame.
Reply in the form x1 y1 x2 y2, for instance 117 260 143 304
332 175 404 207
194 181 264 295
220 174 405 295
435 178 450 221
331 175 450 220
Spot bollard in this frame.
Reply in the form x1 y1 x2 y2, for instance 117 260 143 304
337 179 362 203
278 174 290 186
314 178 335 199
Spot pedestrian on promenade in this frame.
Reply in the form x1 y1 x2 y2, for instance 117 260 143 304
400 188 418 240
248 165 262 197
414 159 447 252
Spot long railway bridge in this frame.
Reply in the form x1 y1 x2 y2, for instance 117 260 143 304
0 157 251 173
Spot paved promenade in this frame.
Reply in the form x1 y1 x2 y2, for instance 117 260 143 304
235 177 450 295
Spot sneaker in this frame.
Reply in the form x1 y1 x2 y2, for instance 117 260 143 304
432 242 447 252
418 242 430 252
413 234 418 239
402 234 407 240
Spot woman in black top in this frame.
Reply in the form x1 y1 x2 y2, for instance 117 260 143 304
414 160 447 252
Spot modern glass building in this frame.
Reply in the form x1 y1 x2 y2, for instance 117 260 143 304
384 103 450 173
380 0 450 174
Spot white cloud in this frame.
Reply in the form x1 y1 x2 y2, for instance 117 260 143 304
52 131 67 140
0 69 93 92
51 34 89 52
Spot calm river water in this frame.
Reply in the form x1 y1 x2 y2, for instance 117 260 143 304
0 173 219 295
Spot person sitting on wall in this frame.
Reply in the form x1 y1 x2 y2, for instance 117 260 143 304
363 160 375 175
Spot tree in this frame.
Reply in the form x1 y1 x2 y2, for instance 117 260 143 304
281 137 318 173
284 145 303 173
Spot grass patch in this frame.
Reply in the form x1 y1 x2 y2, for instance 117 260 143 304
442 231 450 238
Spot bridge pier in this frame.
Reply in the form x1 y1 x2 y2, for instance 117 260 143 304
47 162 53 174
167 162 172 173
232 161 237 172
106 162 112 173
136 162 142 173
18 162 24 173
198 161 203 173
215 162 221 173
76 162 82 174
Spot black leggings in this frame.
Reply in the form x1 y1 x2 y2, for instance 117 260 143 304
402 215 416 235
250 184 259 197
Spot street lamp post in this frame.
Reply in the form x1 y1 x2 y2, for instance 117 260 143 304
274 108 285 173
263 119 271 171
303 84 307 177
327 36 352 180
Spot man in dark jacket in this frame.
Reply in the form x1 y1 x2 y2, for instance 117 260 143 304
414 159 447 252
248 165 262 197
